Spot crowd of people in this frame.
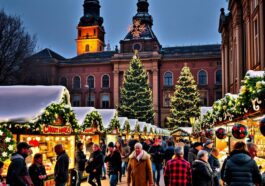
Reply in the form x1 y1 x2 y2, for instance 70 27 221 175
0 137 265 186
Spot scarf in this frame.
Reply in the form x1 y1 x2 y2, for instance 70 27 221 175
134 151 144 161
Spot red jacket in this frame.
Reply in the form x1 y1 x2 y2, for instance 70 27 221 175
164 157 192 186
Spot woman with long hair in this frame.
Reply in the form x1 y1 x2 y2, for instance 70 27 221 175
115 141 122 183
29 153 47 186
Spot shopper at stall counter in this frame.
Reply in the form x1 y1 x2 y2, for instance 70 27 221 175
6 142 33 186
54 144 69 186
75 142 87 186
29 153 47 186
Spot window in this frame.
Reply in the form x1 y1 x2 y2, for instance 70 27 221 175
199 90 208 106
216 70 222 85
102 75 109 88
198 70 207 85
85 45 90 52
87 76 95 89
87 93 95 107
253 18 260 67
73 76 81 89
215 90 222 101
164 72 173 86
163 91 173 107
101 94 110 108
60 77 67 87
72 95 81 106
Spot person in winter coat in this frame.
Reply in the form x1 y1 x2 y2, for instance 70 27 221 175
88 144 104 186
54 144 69 186
208 148 220 186
29 153 47 186
127 143 153 186
223 141 262 186
188 142 203 164
75 142 87 186
192 150 215 186
100 139 107 180
6 142 33 186
164 141 175 163
203 140 214 154
148 138 164 186
104 142 122 186
121 140 130 176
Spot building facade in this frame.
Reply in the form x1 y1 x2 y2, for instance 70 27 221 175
219 0 265 94
23 0 221 127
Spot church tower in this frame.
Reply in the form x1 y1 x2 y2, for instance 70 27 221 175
76 0 105 55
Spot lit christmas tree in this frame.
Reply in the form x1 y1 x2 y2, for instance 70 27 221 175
168 65 200 128
118 52 154 123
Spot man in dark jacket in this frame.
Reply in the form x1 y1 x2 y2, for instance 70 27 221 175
88 144 104 186
105 142 122 186
54 144 69 186
223 141 262 186
188 142 203 164
6 142 33 186
203 140 214 154
164 141 175 163
75 142 87 186
208 148 220 186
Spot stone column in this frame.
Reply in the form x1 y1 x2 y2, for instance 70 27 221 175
113 64 119 108
152 68 159 124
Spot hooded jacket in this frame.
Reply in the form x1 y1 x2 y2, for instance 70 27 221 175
6 152 29 186
223 150 262 186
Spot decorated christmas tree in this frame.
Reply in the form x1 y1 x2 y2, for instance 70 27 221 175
168 65 200 128
118 52 154 123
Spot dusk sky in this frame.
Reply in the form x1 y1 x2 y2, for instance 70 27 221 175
0 0 228 58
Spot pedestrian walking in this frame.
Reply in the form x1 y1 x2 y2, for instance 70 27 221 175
75 142 87 186
164 146 192 186
54 144 69 186
87 144 104 186
121 140 130 176
203 140 214 154
208 148 220 186
100 139 107 180
0 161 6 186
223 141 262 186
192 150 215 186
188 142 203 164
115 141 123 183
104 142 122 186
164 141 175 163
29 153 47 186
148 138 164 186
6 142 33 186
183 140 190 161
143 139 151 152
127 142 153 186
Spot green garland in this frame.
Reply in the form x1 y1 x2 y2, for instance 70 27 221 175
0 127 15 161
123 120 130 133
108 114 120 132
83 111 103 132
143 125 147 134
150 127 153 134
135 124 140 133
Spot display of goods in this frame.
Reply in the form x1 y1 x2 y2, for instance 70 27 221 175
260 117 265 137
232 123 248 139
215 128 227 139
205 129 214 139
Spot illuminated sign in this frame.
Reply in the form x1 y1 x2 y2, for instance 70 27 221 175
42 125 72 134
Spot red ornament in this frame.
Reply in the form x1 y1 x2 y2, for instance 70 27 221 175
232 124 248 139
215 128 227 139
205 129 214 139
260 118 265 136
29 139 39 147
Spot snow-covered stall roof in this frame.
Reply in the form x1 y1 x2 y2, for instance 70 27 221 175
200 107 212 119
245 70 265 78
97 109 117 129
138 122 146 132
72 107 95 126
118 117 128 129
0 86 70 123
128 119 138 131
146 123 152 133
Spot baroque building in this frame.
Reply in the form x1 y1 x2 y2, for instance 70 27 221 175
219 0 265 94
23 0 221 127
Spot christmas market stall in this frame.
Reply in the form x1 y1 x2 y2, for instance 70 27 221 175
118 117 130 140
128 119 139 140
97 109 120 145
170 127 192 142
0 86 79 185
138 122 147 139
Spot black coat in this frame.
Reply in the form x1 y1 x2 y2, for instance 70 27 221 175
223 150 262 186
6 153 29 186
75 150 87 171
105 150 122 175
87 150 104 175
29 163 47 186
164 146 174 163
54 151 69 183
192 159 214 186
148 145 164 164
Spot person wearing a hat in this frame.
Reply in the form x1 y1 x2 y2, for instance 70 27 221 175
188 142 203 165
203 140 214 154
104 142 122 186
6 142 33 186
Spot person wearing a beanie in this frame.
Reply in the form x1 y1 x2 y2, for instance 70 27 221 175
188 142 203 165
203 140 214 154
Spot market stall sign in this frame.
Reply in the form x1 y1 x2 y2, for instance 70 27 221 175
42 125 72 134
83 128 97 134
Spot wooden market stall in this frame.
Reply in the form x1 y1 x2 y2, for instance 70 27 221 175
138 122 147 139
128 119 139 140
0 86 78 186
170 127 192 143
118 117 130 140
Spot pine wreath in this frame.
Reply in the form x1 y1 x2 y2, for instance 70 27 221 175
83 111 103 132
123 120 130 133
0 128 15 161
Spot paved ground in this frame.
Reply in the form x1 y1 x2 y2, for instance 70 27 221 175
81 170 165 186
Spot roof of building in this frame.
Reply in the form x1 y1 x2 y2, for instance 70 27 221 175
70 51 116 60
28 48 65 60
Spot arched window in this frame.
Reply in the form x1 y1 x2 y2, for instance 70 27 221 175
102 75 109 88
216 70 222 85
85 45 90 52
73 76 81 89
60 77 67 87
198 70 207 85
164 72 173 86
87 76 95 89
